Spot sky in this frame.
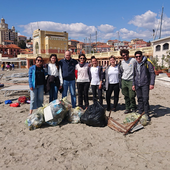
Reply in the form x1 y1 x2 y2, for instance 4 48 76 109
1 0 170 43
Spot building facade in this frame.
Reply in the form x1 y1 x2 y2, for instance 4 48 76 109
107 39 119 46
131 38 143 44
0 44 20 57
0 18 18 45
18 29 68 68
71 46 153 66
152 36 170 67
68 39 79 47
18 35 27 44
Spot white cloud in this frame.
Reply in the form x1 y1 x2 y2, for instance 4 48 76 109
19 10 170 42
119 28 152 40
20 21 97 39
128 10 158 29
161 15 170 31
128 10 170 40
98 24 115 33
20 21 117 42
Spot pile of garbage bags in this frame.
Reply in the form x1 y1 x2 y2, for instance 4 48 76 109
25 97 85 130
25 98 107 130
123 112 149 126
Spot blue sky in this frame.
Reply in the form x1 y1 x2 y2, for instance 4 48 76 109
1 0 170 42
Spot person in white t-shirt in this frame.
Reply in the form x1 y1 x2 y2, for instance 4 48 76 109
104 56 121 112
88 56 103 106
46 54 63 102
75 54 90 109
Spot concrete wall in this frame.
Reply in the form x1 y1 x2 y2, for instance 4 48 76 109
72 46 153 60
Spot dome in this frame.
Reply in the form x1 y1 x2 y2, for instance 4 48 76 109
1 17 5 23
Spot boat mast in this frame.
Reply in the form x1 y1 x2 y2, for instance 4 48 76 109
159 6 164 39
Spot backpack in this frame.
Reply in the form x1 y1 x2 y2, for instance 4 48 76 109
18 96 27 104
144 58 154 69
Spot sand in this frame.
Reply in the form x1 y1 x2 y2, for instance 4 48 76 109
0 69 170 170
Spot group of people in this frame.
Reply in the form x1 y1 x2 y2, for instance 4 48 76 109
1 62 15 71
28 49 155 121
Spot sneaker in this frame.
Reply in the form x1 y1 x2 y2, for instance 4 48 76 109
124 110 131 114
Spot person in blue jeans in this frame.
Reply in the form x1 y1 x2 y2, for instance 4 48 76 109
59 51 78 108
46 54 63 102
28 56 45 115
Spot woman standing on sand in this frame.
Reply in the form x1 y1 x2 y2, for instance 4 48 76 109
88 56 103 106
28 56 45 115
46 54 63 102
75 54 90 109
104 55 121 112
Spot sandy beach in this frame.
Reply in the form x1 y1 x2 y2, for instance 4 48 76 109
0 68 170 170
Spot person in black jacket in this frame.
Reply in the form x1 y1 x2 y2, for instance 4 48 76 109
132 51 155 120
88 56 103 106
46 54 63 102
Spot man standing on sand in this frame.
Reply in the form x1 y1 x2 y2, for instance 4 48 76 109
132 51 155 121
59 51 78 108
120 49 137 114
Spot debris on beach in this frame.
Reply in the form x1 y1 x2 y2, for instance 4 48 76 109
108 112 146 135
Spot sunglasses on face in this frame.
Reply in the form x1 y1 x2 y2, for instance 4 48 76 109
80 58 85 60
37 59 43 62
135 56 142 58
122 54 128 57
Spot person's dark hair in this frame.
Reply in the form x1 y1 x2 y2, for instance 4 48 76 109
109 55 116 60
78 54 87 62
120 49 129 56
36 56 43 61
49 54 59 69
91 56 97 61
134 51 142 56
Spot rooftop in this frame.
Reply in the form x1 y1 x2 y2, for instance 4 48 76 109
70 39 79 42
152 36 170 43
18 35 27 38
4 40 14 42
0 44 20 49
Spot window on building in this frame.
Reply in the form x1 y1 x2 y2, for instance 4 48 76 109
156 45 161 51
21 61 26 66
163 43 169 50
30 60 33 66
35 42 39 54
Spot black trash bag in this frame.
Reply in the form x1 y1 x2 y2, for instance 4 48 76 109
80 100 107 127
